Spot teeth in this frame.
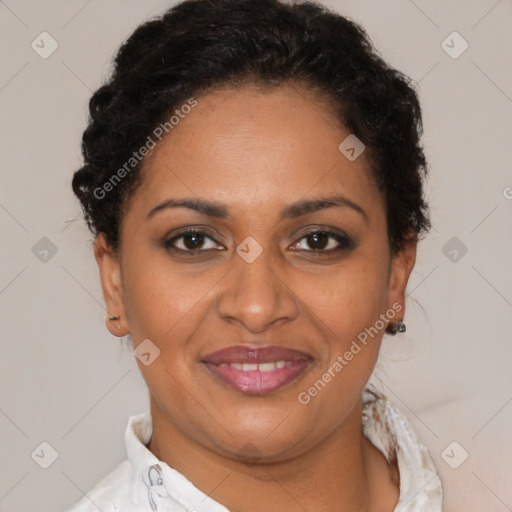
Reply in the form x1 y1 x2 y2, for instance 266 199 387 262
258 362 277 372
221 360 293 372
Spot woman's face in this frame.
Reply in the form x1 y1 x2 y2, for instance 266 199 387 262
95 84 416 462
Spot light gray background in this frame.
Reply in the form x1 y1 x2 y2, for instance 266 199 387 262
1 1 511 511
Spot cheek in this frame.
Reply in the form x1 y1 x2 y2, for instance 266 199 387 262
121 250 218 342
297 253 390 404
294 260 388 425
306 254 389 337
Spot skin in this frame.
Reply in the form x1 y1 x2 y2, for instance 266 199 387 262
94 83 416 512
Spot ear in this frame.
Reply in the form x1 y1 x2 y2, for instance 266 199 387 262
94 233 130 337
385 232 418 320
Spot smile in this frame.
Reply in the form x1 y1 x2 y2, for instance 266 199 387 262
218 361 294 371
202 345 312 395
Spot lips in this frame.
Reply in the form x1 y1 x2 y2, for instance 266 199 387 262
202 345 312 395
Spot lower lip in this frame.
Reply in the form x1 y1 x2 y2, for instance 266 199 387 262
203 361 311 395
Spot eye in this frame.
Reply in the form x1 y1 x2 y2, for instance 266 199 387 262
290 230 353 252
163 228 353 255
163 229 223 252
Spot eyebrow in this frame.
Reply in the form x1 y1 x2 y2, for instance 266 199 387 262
146 195 368 222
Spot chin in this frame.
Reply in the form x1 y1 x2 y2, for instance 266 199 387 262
203 410 312 461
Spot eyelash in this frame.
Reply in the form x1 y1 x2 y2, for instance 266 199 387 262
163 227 354 254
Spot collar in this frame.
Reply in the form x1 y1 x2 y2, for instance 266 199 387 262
362 385 443 510
125 384 443 511
125 412 228 512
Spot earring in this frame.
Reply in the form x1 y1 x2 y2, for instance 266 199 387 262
386 320 406 335
108 314 121 331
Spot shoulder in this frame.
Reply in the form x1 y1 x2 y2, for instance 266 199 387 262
63 459 133 512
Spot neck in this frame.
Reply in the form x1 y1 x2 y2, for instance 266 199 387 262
147 397 399 512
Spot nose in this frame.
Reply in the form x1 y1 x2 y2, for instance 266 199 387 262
216 246 300 333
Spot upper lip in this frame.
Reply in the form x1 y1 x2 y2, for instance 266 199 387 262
202 345 312 365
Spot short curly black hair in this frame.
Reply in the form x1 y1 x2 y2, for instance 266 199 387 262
72 0 430 256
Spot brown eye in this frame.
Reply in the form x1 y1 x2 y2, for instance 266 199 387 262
291 230 353 252
305 232 330 250
164 230 222 252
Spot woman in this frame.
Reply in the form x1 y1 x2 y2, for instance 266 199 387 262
67 0 443 510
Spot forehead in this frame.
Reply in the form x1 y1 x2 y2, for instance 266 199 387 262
131 84 383 220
